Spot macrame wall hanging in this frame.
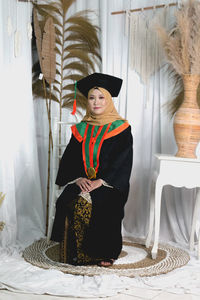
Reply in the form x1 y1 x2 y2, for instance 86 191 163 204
129 7 169 84
128 4 176 85
112 2 177 86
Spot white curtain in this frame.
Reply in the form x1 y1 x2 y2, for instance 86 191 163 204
0 0 45 247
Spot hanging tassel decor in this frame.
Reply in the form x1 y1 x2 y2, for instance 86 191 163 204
71 81 77 115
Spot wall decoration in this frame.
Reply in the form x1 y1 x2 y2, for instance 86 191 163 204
129 5 172 85
14 30 21 57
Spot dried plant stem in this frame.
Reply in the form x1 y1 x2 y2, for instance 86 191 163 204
46 85 53 236
59 102 62 160
42 77 53 151
58 10 65 160
42 77 53 236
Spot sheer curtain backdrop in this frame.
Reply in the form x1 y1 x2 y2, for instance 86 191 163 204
0 0 44 247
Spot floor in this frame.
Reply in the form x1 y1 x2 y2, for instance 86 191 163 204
0 288 199 300
1 238 199 299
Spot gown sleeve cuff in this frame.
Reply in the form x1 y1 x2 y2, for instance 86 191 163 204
101 180 113 188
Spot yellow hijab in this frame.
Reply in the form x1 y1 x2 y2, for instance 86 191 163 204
82 87 126 126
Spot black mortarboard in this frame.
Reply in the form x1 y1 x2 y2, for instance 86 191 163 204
76 73 123 98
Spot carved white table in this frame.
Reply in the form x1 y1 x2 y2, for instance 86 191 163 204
145 154 200 259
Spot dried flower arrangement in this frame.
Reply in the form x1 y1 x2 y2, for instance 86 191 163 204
156 0 200 158
156 0 200 116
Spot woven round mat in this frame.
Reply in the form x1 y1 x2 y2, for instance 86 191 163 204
23 238 190 277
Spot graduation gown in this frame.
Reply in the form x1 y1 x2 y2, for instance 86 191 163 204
51 120 133 263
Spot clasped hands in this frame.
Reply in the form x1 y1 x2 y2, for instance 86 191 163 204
76 177 103 193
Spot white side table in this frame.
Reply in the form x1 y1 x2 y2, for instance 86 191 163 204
145 154 200 259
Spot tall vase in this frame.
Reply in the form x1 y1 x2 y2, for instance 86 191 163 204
174 74 200 158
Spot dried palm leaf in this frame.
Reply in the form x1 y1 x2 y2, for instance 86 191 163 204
62 0 75 14
63 62 89 75
33 0 101 112
41 17 56 85
0 192 5 207
0 222 5 232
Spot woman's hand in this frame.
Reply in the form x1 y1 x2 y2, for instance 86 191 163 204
76 178 103 193
89 179 103 192
76 178 92 192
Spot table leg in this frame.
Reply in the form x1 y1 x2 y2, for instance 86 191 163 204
145 180 156 248
190 188 200 251
198 230 200 259
151 177 163 259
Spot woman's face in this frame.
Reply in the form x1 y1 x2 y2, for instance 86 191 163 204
88 88 107 115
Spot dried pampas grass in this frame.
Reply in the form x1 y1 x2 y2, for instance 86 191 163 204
157 0 200 75
156 0 200 116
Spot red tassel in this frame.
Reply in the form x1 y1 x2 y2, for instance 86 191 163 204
71 99 76 115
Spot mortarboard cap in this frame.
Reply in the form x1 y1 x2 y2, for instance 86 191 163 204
76 73 123 98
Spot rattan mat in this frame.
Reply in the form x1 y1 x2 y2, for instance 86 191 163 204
23 238 190 277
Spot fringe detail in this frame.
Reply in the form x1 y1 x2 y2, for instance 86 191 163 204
129 5 173 85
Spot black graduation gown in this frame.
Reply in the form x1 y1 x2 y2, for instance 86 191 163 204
51 124 133 260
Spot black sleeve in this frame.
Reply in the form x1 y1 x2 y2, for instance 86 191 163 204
100 126 133 193
55 135 84 186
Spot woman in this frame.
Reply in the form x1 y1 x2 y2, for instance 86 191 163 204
51 73 133 267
